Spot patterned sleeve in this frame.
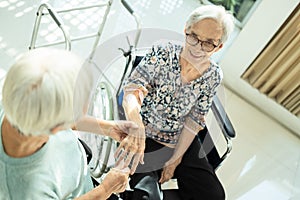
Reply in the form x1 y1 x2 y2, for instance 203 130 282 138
185 65 223 131
123 45 162 104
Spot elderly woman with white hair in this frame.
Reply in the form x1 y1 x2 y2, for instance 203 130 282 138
116 4 235 200
0 48 136 199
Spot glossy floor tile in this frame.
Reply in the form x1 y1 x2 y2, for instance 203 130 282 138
0 0 299 199
216 88 300 199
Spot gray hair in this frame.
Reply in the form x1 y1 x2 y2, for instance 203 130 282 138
2 48 93 136
185 4 235 43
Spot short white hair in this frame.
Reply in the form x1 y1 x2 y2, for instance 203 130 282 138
185 5 235 43
2 48 93 136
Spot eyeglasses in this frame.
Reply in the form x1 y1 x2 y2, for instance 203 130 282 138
185 33 219 52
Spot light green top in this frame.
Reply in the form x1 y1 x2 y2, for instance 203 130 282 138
0 107 93 200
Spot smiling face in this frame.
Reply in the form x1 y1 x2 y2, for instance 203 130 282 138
182 18 223 65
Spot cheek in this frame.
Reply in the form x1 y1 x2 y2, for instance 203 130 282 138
182 46 192 59
185 43 203 53
184 44 194 55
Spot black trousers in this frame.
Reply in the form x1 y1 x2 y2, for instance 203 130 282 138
128 137 225 200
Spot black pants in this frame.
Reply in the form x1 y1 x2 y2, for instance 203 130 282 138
128 137 225 200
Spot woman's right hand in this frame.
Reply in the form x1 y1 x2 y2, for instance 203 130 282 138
114 125 146 174
101 167 130 194
75 167 129 200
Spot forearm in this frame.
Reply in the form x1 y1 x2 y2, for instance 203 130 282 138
75 116 114 137
171 118 203 161
115 93 146 172
74 184 111 200
123 93 144 128
171 128 195 161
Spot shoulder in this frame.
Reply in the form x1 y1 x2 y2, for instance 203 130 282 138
147 42 182 65
210 61 223 81
50 130 81 149
154 41 182 51
45 130 88 186
47 130 84 160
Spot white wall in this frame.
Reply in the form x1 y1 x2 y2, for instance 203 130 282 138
219 0 300 136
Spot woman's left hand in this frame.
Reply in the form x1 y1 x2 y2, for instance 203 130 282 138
109 120 139 142
74 116 138 143
159 156 183 184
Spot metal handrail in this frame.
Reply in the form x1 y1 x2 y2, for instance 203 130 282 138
29 0 113 51
29 3 71 50
88 0 113 60
121 0 142 47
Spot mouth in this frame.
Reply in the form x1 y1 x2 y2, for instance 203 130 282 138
189 49 205 59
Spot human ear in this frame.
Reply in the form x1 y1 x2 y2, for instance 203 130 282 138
50 125 63 134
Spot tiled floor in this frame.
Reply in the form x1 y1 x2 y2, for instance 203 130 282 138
0 0 299 199
216 88 300 200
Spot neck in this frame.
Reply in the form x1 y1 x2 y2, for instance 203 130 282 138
1 117 49 158
180 56 210 83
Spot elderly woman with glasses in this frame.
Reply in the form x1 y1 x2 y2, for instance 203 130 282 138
116 4 235 200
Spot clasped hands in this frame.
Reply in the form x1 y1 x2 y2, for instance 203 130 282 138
114 124 183 184
114 125 145 174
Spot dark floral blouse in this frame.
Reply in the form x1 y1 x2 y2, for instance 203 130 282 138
124 42 222 144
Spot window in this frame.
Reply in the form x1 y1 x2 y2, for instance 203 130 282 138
241 4 300 117
200 0 261 27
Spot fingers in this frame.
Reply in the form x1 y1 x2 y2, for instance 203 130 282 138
109 168 129 193
114 127 145 174
159 168 173 184
159 169 167 184
119 182 127 192
114 145 127 166
139 152 144 165
159 160 179 184
115 140 135 162
159 176 165 184
111 167 130 175
159 168 168 184
130 154 142 175
112 182 127 193
123 151 134 167
115 150 143 175
114 145 123 158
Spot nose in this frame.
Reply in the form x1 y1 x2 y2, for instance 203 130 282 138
194 40 203 48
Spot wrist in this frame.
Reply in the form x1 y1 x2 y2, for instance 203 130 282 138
97 120 114 136
128 124 145 137
75 184 111 200
137 123 145 129
97 183 113 200
169 155 183 164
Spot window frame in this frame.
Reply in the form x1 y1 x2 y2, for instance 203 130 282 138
200 0 262 28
